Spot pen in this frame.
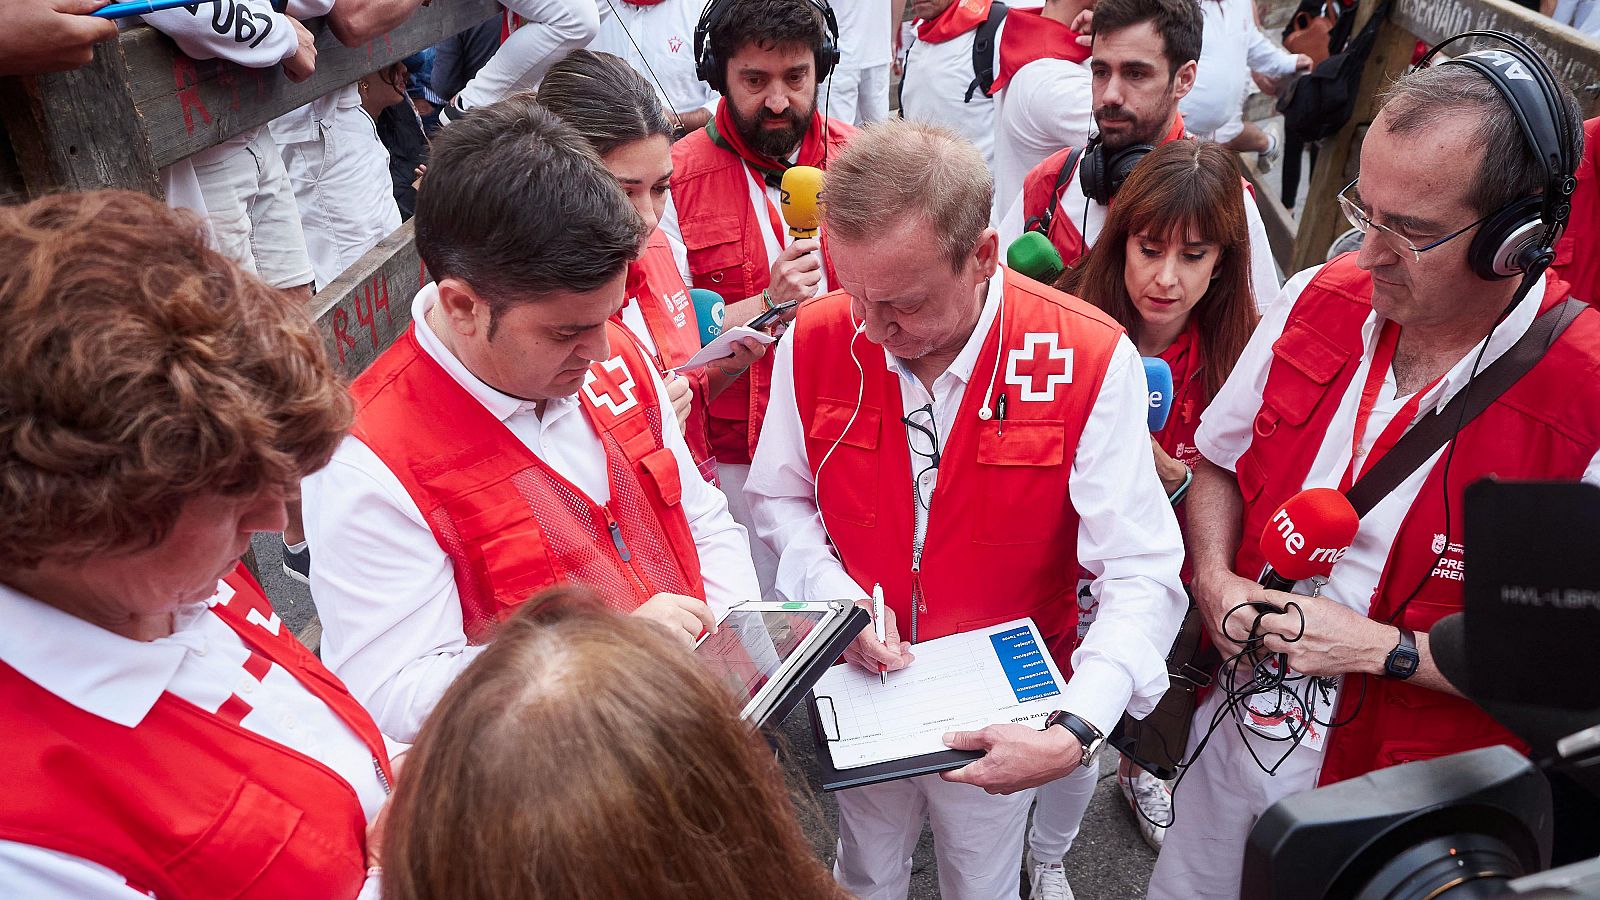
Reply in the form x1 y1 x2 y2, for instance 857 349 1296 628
997 392 1008 436
93 0 212 18
872 583 887 685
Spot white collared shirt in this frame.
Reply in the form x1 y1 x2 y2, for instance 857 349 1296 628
1199 266 1600 620
746 269 1188 734
0 581 387 899
991 55 1094 224
591 0 717 118
995 149 1284 310
302 285 760 742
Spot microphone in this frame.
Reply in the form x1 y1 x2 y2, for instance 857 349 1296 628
1142 357 1173 431
690 288 725 347
1258 488 1360 592
1006 232 1065 284
779 166 824 239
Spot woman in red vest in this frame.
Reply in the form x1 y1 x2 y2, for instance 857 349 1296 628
1032 139 1257 860
537 50 767 483
383 592 848 900
0 192 393 899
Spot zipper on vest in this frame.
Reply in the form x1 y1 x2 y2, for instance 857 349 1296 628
911 499 928 645
602 507 633 562
373 757 391 795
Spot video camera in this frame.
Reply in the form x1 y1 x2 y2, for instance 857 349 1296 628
1242 480 1600 900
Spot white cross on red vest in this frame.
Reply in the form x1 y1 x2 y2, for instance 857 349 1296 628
1005 333 1074 402
582 357 640 416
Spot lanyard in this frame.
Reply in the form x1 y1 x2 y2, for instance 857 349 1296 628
742 163 788 248
1338 320 1442 492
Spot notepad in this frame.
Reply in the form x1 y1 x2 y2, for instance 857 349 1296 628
675 325 777 371
811 619 1067 770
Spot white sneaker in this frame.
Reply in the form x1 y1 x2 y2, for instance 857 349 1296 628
1029 858 1075 900
1119 768 1172 852
1257 121 1284 173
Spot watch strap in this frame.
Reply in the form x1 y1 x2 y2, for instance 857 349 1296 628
1045 710 1102 766
1385 626 1419 679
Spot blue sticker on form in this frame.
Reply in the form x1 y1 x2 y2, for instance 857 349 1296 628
990 626 1061 703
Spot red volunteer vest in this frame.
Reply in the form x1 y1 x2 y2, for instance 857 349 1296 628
792 269 1123 663
351 321 706 643
0 567 389 899
669 120 854 465
1231 254 1600 785
616 231 717 481
1552 117 1600 304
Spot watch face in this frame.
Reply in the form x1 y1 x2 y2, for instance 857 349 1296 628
1389 651 1419 677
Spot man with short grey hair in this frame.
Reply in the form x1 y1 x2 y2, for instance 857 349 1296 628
1148 52 1599 900
747 118 1186 900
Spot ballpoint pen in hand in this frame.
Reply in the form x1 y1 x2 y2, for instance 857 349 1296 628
872 583 887 685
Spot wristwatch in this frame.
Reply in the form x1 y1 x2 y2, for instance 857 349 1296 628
1043 710 1105 769
1384 626 1420 679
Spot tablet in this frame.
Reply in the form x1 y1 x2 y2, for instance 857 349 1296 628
695 600 868 728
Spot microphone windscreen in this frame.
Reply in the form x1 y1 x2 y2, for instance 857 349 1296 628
1260 488 1360 581
1142 357 1174 431
1007 232 1064 284
690 288 725 347
780 165 824 233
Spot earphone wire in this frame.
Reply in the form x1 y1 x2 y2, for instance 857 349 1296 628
813 318 870 555
601 0 686 135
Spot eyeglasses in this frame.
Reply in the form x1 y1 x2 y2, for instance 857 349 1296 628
1336 179 1492 263
901 403 941 510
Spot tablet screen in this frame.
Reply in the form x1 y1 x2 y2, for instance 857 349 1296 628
696 608 828 706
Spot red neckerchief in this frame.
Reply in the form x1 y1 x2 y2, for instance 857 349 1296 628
988 7 1091 96
1337 320 1443 492
1157 318 1203 428
706 101 829 188
917 0 994 42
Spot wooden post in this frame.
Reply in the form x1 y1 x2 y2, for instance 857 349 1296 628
0 38 161 197
1289 0 1416 273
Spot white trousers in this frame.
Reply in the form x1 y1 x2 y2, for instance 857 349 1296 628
834 773 1034 900
718 463 778 599
1026 762 1100 864
278 102 401 290
1147 689 1323 900
192 128 315 289
822 63 891 126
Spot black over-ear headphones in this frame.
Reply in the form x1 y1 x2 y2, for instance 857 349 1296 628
694 0 842 95
1078 134 1156 206
1413 31 1579 281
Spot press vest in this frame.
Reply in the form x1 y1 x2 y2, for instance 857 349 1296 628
351 321 706 642
618 230 716 480
0 567 389 899
792 269 1123 662
669 122 853 464
1230 255 1600 785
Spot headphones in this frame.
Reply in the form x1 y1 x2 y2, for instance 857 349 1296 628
1079 135 1155 206
1413 31 1579 281
693 0 842 95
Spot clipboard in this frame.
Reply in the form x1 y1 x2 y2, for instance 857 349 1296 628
807 693 982 791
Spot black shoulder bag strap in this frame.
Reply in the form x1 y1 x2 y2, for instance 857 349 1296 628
1344 298 1585 517
1026 147 1082 236
966 1 1009 102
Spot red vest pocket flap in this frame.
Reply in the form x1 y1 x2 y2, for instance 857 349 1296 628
807 398 882 451
680 213 741 250
976 420 1066 467
1272 319 1351 386
639 447 684 507
166 780 303 898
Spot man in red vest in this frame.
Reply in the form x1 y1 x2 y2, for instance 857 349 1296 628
995 0 1281 307
659 0 856 594
302 96 760 743
748 119 1187 900
1147 59 1600 900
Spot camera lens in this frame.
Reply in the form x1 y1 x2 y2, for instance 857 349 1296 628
1357 833 1528 899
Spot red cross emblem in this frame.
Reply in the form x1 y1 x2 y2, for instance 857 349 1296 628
582 357 640 416
1005 333 1074 402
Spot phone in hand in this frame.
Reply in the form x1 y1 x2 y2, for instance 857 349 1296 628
749 299 800 331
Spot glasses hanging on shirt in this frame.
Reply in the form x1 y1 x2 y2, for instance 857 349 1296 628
901 403 941 510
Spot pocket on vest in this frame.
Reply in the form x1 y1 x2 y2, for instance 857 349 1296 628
449 495 559 610
166 779 306 896
1263 319 1353 428
973 420 1066 545
683 214 746 291
639 447 684 507
807 398 881 527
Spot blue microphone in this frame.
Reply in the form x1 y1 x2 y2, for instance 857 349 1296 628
690 288 725 347
1142 357 1174 431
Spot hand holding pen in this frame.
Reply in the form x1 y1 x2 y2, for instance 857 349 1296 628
843 584 914 678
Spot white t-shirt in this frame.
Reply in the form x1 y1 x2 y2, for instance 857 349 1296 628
591 0 717 118
901 27 997 168
990 54 1093 224
833 0 894 69
1181 0 1299 136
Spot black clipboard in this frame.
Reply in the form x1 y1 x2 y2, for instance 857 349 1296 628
806 690 983 792
752 605 872 729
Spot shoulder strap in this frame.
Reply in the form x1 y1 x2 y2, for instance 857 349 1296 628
1345 298 1585 517
965 1 1009 102
1030 147 1082 236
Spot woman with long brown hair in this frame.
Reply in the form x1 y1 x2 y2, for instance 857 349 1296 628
1028 139 1261 870
382 591 846 900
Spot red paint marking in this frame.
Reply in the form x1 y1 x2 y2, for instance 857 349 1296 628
217 67 241 111
354 280 381 348
374 273 392 326
331 307 356 365
173 57 212 135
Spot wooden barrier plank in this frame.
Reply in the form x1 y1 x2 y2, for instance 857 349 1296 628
119 0 497 171
0 37 162 197
1240 155 1298 277
312 220 426 378
1393 0 1600 114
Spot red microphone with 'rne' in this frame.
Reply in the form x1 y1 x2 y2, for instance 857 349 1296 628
1258 488 1359 592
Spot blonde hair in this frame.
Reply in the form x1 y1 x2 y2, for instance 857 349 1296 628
0 191 351 568
821 119 993 270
